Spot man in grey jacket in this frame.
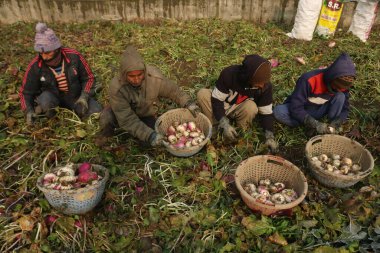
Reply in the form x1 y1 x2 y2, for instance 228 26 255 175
97 46 199 146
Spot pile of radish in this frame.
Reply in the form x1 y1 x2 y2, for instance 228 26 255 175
166 121 206 149
40 162 101 190
311 154 362 175
243 179 298 205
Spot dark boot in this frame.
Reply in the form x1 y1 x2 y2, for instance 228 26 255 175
46 108 57 119
100 125 115 137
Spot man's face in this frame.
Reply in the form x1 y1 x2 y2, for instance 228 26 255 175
331 78 353 91
40 50 56 61
126 70 144 87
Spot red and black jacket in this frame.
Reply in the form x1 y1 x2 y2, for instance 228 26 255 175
19 47 95 112
211 54 274 132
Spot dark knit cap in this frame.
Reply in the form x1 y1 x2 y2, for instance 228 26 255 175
250 61 271 84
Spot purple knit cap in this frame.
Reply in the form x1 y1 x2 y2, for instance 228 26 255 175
34 22 62 53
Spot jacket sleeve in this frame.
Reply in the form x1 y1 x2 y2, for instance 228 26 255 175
257 83 274 132
157 77 192 107
211 71 230 121
76 52 96 96
19 59 40 112
289 75 312 124
110 88 154 142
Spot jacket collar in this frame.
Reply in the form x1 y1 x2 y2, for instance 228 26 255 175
37 48 70 68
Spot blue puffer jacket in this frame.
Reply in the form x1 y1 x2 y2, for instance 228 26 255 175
284 52 356 123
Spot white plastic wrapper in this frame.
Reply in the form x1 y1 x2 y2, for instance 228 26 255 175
348 0 379 42
286 0 323 41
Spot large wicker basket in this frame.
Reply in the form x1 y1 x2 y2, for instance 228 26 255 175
37 164 109 215
155 108 212 157
235 155 308 216
305 134 374 188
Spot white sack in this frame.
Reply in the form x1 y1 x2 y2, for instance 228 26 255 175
286 0 323 41
348 1 379 42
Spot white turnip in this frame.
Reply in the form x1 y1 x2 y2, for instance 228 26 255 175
351 164 361 172
176 124 186 133
168 135 177 144
187 121 196 131
271 193 285 204
59 176 77 183
189 132 200 138
167 125 176 135
341 157 353 166
43 173 58 185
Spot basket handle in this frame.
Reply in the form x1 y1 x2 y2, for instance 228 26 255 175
155 118 163 131
267 158 284 166
310 138 322 146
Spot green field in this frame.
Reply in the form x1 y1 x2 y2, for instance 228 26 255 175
0 19 379 252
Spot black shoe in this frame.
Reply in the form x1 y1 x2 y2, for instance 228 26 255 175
46 108 56 119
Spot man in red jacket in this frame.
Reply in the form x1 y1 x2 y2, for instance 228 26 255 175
19 23 102 125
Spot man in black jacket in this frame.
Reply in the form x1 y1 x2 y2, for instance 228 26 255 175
197 54 278 153
19 22 102 125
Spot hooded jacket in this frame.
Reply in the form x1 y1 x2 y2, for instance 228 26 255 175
211 54 274 132
109 46 192 142
19 47 96 112
285 52 356 123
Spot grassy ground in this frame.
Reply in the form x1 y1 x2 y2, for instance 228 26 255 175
0 19 379 252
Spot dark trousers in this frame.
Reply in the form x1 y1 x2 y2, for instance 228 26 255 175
99 106 156 135
273 92 346 127
35 90 102 118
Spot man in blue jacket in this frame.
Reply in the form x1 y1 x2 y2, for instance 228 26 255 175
273 52 356 134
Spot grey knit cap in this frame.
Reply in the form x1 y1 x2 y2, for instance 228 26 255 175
34 22 62 52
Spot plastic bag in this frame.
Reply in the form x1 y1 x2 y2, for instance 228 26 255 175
316 0 345 37
348 1 379 42
286 0 323 41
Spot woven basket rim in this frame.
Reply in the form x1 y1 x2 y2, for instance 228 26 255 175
155 108 212 155
235 155 308 211
305 134 374 181
36 164 109 194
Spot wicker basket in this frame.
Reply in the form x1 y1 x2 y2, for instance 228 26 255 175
37 164 109 215
305 134 374 188
155 108 212 157
235 155 308 216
